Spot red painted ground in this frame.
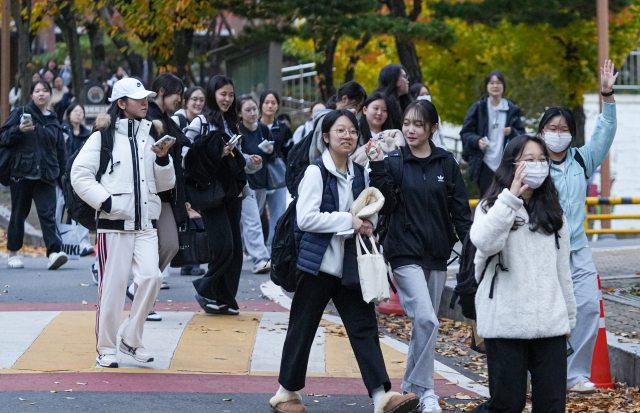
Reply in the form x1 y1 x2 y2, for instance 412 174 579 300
0 301 288 312
0 373 482 398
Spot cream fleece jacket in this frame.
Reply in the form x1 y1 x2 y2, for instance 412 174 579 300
470 189 577 339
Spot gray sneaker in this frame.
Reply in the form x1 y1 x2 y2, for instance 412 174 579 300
119 339 154 363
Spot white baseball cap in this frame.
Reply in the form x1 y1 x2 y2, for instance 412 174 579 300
108 78 157 102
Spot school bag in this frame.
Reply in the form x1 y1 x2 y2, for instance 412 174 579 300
284 116 323 196
448 233 503 320
60 129 113 230
271 160 328 292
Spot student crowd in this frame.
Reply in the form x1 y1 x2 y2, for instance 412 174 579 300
0 56 619 413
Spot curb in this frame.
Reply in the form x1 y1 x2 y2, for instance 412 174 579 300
441 280 640 387
0 205 45 248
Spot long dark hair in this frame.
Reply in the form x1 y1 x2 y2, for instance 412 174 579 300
105 98 159 141
203 75 239 135
358 91 393 145
185 86 204 102
64 102 85 121
326 81 367 110
259 90 280 116
409 83 429 100
481 135 564 235
376 64 413 129
321 109 360 149
403 100 439 141
537 106 577 146
151 73 184 100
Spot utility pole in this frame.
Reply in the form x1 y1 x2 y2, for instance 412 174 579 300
597 0 611 230
1 0 10 123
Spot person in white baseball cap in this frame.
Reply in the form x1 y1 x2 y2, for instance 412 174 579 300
108 77 157 102
70 76 175 368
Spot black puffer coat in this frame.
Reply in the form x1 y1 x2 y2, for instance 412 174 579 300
0 101 66 184
147 101 190 226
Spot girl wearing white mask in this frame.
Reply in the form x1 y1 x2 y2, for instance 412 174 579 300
537 59 618 393
470 135 576 413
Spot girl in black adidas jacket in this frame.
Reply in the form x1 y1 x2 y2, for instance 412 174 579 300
369 100 472 412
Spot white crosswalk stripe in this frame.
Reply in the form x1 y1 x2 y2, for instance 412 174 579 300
250 312 325 373
0 311 61 369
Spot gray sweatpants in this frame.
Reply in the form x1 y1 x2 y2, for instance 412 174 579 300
241 190 270 270
567 246 600 388
393 265 447 394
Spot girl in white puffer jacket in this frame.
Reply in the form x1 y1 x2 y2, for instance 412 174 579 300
470 135 576 413
71 78 176 368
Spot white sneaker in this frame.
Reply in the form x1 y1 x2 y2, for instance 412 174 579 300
568 379 597 393
47 252 68 270
419 395 442 413
96 354 119 368
119 339 154 363
252 260 271 274
7 256 24 268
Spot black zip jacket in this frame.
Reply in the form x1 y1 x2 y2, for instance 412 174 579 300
460 97 525 185
239 122 275 190
147 101 190 226
0 101 66 185
370 143 472 271
62 121 92 156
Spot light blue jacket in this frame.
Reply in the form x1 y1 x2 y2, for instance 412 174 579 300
550 102 617 252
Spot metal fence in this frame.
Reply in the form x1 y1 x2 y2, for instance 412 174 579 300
281 63 320 128
615 49 640 90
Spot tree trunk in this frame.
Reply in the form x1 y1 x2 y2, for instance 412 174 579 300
344 33 371 83
54 0 85 104
572 104 586 148
10 0 33 106
86 20 106 82
173 28 194 82
395 35 423 84
97 7 145 80
316 36 338 101
386 0 423 84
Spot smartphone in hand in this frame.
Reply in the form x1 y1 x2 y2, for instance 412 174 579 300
153 135 176 150
227 134 242 150
20 113 32 124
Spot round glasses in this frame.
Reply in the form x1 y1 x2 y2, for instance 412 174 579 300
330 128 360 139
514 158 550 167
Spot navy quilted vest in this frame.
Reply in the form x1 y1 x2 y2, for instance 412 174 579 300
295 159 365 276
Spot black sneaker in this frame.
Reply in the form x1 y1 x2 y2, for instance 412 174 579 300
80 247 95 257
181 267 206 276
195 293 221 314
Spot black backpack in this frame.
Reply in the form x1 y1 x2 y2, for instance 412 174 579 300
271 160 328 292
284 116 323 196
448 233 502 320
60 129 113 230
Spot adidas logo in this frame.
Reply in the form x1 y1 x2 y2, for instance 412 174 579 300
437 175 444 182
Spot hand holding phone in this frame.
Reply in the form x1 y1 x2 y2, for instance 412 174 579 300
19 113 34 132
153 135 176 151
258 139 274 154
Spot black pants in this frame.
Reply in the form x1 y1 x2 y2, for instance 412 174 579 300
279 271 391 397
477 162 495 198
472 336 567 413
8 178 61 256
192 197 243 310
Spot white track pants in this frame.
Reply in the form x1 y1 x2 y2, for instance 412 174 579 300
96 230 162 355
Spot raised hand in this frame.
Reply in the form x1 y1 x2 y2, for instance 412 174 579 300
600 59 619 94
510 162 529 198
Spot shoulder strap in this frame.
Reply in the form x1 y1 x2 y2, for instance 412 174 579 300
96 129 113 181
573 150 589 180
313 159 329 189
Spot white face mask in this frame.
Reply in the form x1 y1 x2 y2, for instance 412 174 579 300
520 162 549 189
417 95 432 102
544 131 572 153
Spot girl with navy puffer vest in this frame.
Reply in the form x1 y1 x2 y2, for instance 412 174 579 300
270 110 419 413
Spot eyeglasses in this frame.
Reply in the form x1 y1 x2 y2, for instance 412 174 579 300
330 128 360 139
514 158 550 167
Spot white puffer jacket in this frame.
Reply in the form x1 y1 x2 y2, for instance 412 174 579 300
470 189 577 340
70 117 176 232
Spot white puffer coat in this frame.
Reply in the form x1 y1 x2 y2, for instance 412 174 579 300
70 117 176 232
470 189 577 340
